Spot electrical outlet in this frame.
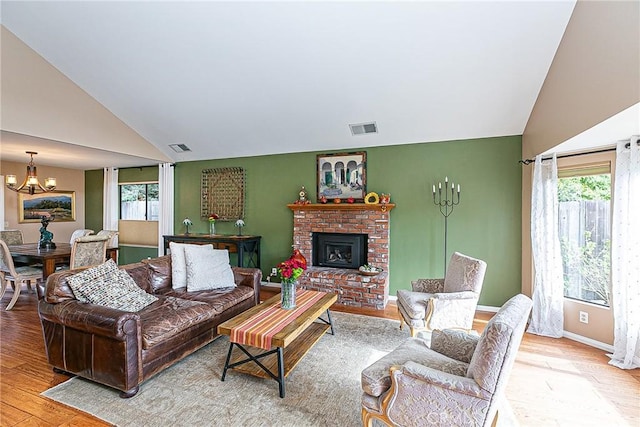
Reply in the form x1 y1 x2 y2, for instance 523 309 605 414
271 267 278 276
579 311 589 324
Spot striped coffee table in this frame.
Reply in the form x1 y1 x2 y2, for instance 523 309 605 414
217 290 337 398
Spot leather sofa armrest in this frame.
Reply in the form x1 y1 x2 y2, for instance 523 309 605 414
39 299 141 340
232 267 262 306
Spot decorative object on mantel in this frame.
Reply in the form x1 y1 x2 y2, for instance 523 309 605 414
364 192 379 204
38 215 56 249
208 213 219 235
294 186 311 205
347 197 355 204
182 218 193 234
319 196 328 204
277 253 307 310
359 265 382 276
201 167 245 221
5 151 56 195
380 193 391 204
432 176 461 275
235 219 245 235
286 203 396 212
317 151 367 202
333 198 341 204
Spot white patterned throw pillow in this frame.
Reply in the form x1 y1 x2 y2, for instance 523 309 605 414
184 245 236 291
67 260 158 312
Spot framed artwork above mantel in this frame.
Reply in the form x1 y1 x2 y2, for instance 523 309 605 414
316 151 367 202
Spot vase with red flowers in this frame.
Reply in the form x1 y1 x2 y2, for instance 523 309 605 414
277 254 307 309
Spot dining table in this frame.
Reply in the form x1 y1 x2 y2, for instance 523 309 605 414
9 243 119 280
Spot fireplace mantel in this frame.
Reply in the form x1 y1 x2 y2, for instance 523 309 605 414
287 203 395 212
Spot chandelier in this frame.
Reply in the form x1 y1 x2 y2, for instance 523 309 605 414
5 151 57 195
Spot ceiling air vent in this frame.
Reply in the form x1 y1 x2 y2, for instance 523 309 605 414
169 144 191 153
349 122 378 136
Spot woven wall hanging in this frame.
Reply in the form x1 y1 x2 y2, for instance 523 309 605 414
201 167 245 221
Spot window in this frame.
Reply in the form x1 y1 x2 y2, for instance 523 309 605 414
120 183 159 221
558 164 611 306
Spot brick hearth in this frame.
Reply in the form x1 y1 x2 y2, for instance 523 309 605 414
287 203 395 309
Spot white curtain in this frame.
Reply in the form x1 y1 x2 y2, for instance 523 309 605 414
609 137 640 369
0 176 4 231
158 163 174 256
103 167 119 247
528 153 564 338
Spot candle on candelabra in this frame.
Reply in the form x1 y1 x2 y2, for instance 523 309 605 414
432 176 462 276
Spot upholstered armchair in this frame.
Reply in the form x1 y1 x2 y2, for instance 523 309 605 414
397 252 487 336
361 294 532 427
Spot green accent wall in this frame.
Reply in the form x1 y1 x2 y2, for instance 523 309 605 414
86 136 522 306
84 166 160 265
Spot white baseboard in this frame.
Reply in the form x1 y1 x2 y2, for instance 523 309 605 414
562 331 614 352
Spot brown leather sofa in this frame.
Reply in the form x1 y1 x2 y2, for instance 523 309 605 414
38 255 261 397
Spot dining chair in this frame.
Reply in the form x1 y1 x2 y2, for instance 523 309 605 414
0 230 24 245
69 229 95 245
70 235 110 270
97 229 119 248
0 240 43 310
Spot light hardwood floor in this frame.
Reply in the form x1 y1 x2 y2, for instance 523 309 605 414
1 290 638 426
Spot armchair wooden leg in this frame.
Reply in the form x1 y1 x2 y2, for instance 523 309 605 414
397 307 405 330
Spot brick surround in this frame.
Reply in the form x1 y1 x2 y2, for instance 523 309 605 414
287 203 395 309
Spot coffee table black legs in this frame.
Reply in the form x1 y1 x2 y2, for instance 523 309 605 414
221 342 287 398
277 347 285 398
318 309 335 335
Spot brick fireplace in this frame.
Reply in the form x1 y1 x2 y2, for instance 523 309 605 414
287 203 395 309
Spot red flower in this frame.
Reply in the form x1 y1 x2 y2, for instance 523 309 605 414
208 213 219 222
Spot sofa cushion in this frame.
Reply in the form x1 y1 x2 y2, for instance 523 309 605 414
361 337 468 397
68 263 158 312
431 329 479 364
184 245 236 291
169 242 189 289
139 295 218 349
163 285 255 313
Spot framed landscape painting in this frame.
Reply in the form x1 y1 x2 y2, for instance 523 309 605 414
316 151 367 202
19 191 76 223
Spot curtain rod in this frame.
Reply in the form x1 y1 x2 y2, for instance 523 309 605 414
519 140 637 165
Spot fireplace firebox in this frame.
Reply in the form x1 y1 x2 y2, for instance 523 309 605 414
312 232 367 269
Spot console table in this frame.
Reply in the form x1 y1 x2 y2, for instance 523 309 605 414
163 234 261 268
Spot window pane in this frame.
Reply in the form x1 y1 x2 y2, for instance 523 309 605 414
558 174 611 306
120 184 151 220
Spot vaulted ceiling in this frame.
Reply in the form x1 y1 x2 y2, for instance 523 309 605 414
0 1 582 169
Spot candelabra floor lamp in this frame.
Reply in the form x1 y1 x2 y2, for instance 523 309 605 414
432 177 461 276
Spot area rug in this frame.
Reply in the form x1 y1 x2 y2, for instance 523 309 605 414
42 312 517 426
